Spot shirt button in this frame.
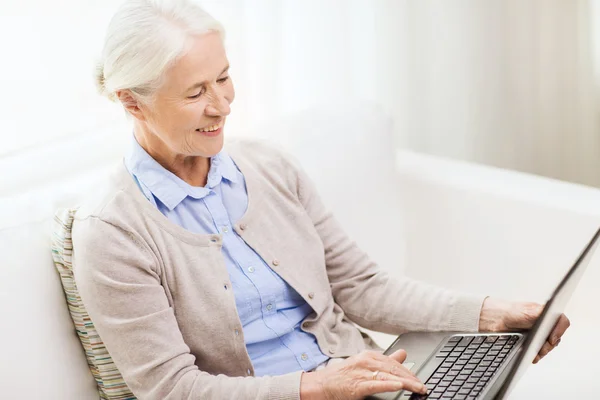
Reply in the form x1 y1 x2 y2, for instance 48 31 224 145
222 226 229 233
240 223 247 231
266 304 273 311
248 266 255 273
301 353 308 361
308 292 315 299
272 259 280 267
247 368 252 375
235 329 239 336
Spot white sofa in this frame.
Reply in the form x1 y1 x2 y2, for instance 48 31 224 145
1 101 598 399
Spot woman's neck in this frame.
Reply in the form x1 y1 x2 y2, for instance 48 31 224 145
133 125 211 187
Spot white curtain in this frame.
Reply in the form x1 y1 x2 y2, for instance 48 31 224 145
403 0 600 187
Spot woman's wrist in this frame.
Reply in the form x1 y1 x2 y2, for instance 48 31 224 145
478 297 510 332
300 371 323 400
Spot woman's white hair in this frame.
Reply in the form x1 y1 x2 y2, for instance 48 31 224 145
95 0 225 104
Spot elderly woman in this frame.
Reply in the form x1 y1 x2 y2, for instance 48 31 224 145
72 1 569 399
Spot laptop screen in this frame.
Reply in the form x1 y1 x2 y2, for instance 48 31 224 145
494 226 600 399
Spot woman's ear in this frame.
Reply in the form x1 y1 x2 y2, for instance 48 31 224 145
116 89 147 121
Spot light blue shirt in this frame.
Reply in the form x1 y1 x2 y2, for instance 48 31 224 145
124 136 329 376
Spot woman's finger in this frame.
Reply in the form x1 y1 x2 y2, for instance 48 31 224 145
533 340 555 364
360 376 427 396
368 351 418 379
548 314 570 345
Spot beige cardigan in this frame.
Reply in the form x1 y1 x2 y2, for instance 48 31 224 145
71 139 485 400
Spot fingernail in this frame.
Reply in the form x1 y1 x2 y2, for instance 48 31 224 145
551 336 559 346
422 385 428 394
555 338 561 346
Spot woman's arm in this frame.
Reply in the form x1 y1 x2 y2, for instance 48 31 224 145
287 154 486 334
72 216 302 400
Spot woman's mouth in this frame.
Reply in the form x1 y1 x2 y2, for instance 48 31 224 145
196 121 223 137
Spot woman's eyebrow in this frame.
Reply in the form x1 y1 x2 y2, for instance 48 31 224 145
186 65 230 91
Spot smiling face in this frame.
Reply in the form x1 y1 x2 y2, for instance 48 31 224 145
132 31 234 160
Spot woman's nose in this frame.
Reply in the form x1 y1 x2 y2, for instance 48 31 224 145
205 94 231 117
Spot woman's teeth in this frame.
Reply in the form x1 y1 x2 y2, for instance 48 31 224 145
198 124 220 132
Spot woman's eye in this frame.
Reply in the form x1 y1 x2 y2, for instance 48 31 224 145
188 91 202 99
217 76 229 84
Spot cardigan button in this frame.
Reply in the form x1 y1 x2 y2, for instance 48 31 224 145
308 292 315 299
329 348 336 354
272 259 280 267
239 223 247 231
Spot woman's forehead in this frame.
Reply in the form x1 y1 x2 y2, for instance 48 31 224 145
167 32 228 87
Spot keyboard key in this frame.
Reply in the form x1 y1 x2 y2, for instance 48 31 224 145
472 336 486 344
485 336 498 343
409 393 430 400
448 336 462 343
458 337 474 347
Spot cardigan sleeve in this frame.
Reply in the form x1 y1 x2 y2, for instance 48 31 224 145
71 215 303 400
281 150 487 335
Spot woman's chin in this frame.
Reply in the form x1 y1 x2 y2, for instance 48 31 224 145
192 135 225 157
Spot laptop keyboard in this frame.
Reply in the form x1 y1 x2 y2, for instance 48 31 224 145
407 334 520 400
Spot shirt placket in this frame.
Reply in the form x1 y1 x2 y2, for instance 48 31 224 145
204 189 318 371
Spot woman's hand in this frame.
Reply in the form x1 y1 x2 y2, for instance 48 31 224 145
478 297 570 363
299 349 427 400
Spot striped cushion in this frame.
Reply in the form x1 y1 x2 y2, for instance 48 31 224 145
51 208 136 400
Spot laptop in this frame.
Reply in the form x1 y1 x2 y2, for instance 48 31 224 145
369 226 600 400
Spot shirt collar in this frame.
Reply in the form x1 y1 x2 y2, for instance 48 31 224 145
125 134 238 211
